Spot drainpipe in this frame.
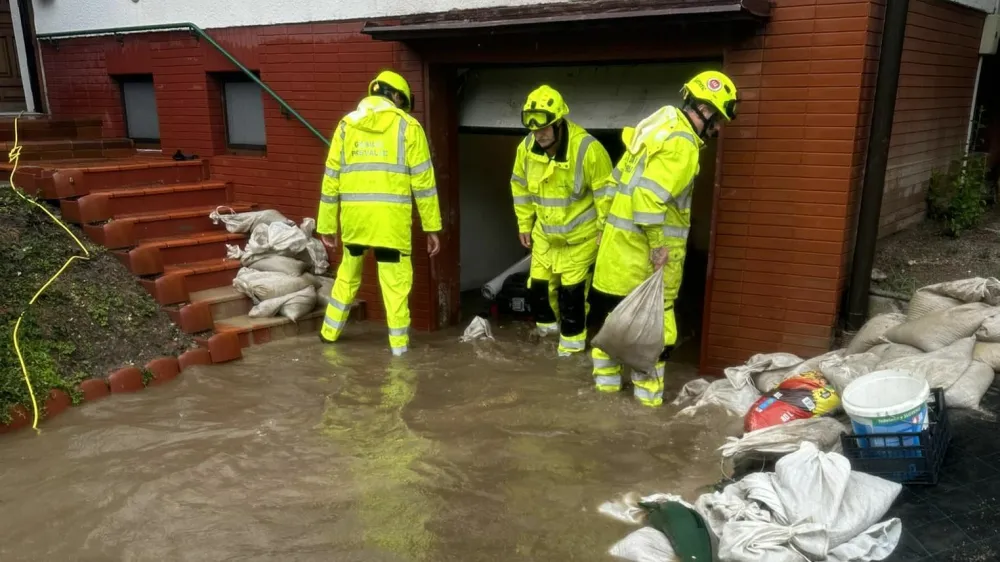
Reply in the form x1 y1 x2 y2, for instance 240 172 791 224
844 0 910 331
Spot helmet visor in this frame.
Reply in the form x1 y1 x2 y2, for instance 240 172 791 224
521 109 557 130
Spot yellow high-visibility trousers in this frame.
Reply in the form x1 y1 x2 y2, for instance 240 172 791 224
321 246 413 356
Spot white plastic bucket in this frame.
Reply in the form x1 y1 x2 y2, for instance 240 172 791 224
842 370 930 449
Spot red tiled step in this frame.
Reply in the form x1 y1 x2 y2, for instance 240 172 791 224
83 202 256 249
61 180 232 224
47 158 209 199
0 116 103 143
114 231 246 276
0 138 134 161
212 298 365 349
138 258 241 305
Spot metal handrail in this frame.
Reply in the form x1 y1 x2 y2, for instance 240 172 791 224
37 23 331 146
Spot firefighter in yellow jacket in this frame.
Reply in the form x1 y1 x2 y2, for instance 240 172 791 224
590 71 740 407
511 85 613 356
317 70 442 356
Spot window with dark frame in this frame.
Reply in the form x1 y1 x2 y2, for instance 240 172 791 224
118 75 161 146
220 73 267 152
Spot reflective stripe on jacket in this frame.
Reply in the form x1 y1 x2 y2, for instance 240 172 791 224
594 105 702 295
317 96 442 253
509 119 613 246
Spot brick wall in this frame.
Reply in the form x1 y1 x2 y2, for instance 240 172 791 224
879 0 985 237
708 0 878 372
39 23 442 330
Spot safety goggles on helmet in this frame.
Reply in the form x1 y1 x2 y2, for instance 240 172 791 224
521 109 558 131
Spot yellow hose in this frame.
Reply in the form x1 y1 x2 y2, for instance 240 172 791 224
8 112 91 431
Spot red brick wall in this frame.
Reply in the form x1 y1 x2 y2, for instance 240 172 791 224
39 23 443 330
708 0 879 372
879 0 985 237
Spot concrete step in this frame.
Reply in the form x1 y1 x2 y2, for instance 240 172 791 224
190 286 252 321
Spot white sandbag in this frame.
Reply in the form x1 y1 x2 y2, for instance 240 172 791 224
724 352 804 390
818 352 882 395
232 268 313 303
241 221 311 264
867 342 922 363
878 336 975 397
974 341 1000 370
756 350 843 393
244 254 308 276
316 276 334 307
719 417 848 460
676 378 761 418
884 302 999 352
297 238 330 275
907 277 1000 320
976 314 1000 343
226 243 243 260
845 312 906 355
249 285 318 322
704 442 901 561
591 270 664 373
608 527 678 562
209 206 293 234
946 360 995 410
460 316 495 342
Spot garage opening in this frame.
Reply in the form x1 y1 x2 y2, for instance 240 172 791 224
456 61 720 364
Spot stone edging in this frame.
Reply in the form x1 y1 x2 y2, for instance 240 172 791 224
0 331 244 435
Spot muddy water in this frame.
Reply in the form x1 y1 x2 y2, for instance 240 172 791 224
0 323 742 562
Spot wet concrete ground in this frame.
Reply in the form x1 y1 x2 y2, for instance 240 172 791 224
0 323 741 562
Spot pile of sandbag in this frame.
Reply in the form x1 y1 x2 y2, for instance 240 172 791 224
670 277 1000 464
603 442 902 562
209 206 334 322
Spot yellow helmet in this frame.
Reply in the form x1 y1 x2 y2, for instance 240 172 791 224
521 85 569 130
681 70 739 121
369 70 413 112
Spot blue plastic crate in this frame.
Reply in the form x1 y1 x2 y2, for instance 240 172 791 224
840 387 951 485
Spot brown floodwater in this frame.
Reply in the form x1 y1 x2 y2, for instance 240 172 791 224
0 322 742 562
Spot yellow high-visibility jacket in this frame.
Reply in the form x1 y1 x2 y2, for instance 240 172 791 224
317 96 442 253
594 105 702 295
509 119 613 247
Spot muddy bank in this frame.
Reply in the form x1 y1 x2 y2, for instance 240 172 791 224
0 186 192 422
0 326 740 561
874 206 1000 298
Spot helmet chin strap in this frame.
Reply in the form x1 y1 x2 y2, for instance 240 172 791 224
684 99 721 140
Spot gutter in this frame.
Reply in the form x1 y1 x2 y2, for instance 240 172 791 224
844 0 911 331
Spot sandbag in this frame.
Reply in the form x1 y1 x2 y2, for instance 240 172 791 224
249 285 318 322
719 417 848 460
297 238 330 275
244 254 308 276
974 341 1000 370
698 442 902 561
757 350 842 393
608 527 678 562
884 302 999 352
946 360 995 410
241 221 311 264
817 351 883 395
675 378 761 418
232 268 313 303
590 269 664 373
976 314 1000 343
878 337 975 396
209 206 293 234
907 277 1000 320
744 372 840 432
724 352 804 391
867 342 922 363
845 312 905 355
317 276 334 306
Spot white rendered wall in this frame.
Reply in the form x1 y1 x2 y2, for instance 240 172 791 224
30 0 575 35
946 0 999 13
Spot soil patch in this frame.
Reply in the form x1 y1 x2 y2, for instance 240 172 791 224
873 206 1000 298
0 185 193 422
